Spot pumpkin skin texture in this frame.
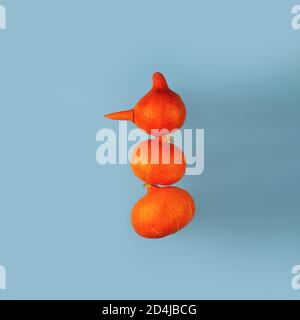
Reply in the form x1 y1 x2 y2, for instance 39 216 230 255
131 185 195 239
130 139 186 185
104 72 186 136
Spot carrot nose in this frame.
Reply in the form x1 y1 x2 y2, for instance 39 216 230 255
104 109 134 122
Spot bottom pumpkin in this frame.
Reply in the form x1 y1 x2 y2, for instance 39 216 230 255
131 184 195 239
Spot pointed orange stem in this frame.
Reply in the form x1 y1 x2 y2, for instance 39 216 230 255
152 72 169 89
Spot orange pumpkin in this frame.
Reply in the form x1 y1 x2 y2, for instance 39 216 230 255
104 72 186 136
130 139 186 185
132 184 195 238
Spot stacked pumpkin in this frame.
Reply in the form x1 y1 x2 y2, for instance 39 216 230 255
105 73 195 238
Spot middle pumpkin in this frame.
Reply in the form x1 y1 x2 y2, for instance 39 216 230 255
130 138 186 185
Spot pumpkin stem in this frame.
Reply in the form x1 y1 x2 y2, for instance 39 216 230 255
152 72 169 90
104 109 134 122
144 183 159 190
164 134 174 143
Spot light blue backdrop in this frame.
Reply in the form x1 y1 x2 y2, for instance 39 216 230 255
0 0 300 299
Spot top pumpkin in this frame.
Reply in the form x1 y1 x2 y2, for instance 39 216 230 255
104 72 186 136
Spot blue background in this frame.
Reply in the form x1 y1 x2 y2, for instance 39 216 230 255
1 0 300 299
